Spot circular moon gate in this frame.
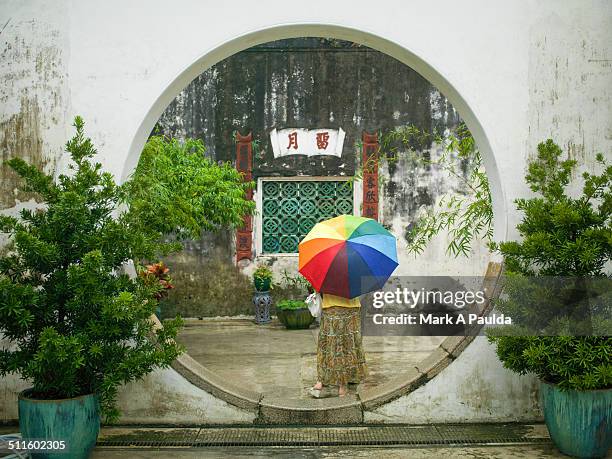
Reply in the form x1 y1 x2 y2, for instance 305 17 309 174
125 24 506 420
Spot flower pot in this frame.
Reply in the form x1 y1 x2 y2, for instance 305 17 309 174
277 308 314 329
540 382 611 458
19 390 100 459
254 277 271 292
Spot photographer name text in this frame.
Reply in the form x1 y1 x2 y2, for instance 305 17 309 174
370 313 512 326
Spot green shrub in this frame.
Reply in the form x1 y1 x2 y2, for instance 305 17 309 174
487 140 611 391
276 299 307 310
488 335 610 390
253 264 273 282
278 270 310 294
0 118 185 422
125 135 255 240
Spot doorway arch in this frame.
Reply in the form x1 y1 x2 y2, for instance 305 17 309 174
128 24 507 420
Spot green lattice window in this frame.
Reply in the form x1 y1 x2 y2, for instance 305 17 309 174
261 180 354 253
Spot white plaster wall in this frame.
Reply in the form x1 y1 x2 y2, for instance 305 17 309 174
526 6 612 169
0 0 610 424
114 368 255 425
365 337 542 423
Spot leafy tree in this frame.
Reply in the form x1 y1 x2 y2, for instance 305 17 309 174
124 135 254 240
487 140 611 390
0 118 185 422
372 123 493 256
491 141 610 276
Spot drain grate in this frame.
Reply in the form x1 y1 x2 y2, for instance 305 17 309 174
96 424 551 448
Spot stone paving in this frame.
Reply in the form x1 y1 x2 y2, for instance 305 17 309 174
94 423 551 446
91 444 567 458
0 424 572 459
176 318 445 399
88 423 568 458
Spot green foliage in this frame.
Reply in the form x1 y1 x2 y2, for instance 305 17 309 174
253 264 273 281
376 123 493 257
0 117 184 422
278 270 310 294
490 141 611 276
276 299 308 310
487 140 611 391
125 135 255 240
491 335 610 390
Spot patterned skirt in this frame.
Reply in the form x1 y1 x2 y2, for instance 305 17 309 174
317 306 367 386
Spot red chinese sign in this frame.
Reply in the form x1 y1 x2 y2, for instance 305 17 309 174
235 132 253 263
361 132 379 221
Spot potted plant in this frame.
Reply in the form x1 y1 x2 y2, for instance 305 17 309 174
487 140 611 458
253 264 273 291
276 300 314 329
0 118 184 458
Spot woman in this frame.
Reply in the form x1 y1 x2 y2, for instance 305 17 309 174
310 292 367 398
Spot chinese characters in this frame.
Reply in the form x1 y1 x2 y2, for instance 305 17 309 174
316 132 329 150
270 128 345 158
287 132 298 149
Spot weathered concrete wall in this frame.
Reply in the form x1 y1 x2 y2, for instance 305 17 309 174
155 39 485 318
526 7 612 169
156 38 453 174
0 366 255 425
0 0 69 211
0 0 609 425
365 337 541 423
0 3 72 423
114 368 255 425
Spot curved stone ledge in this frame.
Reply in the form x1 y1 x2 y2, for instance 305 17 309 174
171 353 261 412
258 395 363 424
164 262 503 422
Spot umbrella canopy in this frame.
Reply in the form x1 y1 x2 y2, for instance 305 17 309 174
298 215 398 299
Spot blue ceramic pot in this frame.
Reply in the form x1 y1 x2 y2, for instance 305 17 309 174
254 277 271 292
540 382 611 458
19 390 100 459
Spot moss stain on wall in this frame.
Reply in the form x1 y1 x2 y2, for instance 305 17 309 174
0 97 48 209
1 16 67 211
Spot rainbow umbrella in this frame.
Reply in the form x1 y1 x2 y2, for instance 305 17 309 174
298 215 398 299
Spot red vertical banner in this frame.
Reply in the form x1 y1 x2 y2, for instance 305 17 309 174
235 132 253 263
361 132 379 221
